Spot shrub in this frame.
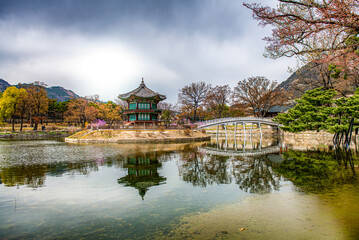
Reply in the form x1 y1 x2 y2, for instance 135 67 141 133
183 129 191 136
158 126 165 133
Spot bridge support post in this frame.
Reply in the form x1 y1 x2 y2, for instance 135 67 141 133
224 124 228 150
234 123 237 139
243 122 246 140
250 123 253 147
216 125 219 141
224 124 228 139
259 123 262 150
243 122 246 151
234 123 237 150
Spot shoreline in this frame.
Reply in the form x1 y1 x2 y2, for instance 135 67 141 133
65 129 211 144
0 131 72 140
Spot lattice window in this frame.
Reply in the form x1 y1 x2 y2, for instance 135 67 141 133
138 103 150 109
129 114 136 121
129 103 137 110
138 113 150 120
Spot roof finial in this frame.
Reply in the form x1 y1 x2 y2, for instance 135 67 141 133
141 77 144 84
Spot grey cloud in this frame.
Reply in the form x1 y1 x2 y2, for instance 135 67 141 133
0 0 250 38
0 0 295 103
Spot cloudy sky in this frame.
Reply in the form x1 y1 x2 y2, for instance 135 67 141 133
0 0 296 103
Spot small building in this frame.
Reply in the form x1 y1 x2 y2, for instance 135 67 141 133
119 78 166 124
264 105 293 118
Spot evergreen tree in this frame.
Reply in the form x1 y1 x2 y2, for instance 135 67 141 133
274 88 336 132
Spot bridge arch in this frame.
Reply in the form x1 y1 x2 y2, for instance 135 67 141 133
198 117 280 140
198 117 280 129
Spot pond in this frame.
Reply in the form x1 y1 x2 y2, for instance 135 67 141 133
0 138 358 239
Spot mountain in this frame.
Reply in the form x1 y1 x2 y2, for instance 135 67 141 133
277 63 322 98
0 79 79 102
277 63 356 98
0 79 11 92
46 86 79 102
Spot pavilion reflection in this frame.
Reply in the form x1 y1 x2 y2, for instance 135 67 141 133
118 153 166 200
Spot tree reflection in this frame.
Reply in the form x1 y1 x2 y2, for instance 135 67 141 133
0 164 47 188
178 148 280 193
0 159 124 188
178 150 231 187
118 153 166 200
232 156 280 193
273 149 358 193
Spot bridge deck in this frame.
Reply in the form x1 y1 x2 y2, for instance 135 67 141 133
198 117 279 129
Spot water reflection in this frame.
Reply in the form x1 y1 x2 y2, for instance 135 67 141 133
273 149 358 193
232 156 280 193
0 140 357 196
118 153 166 200
178 148 281 193
0 140 358 239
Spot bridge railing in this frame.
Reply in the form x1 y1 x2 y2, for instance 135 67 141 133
198 117 279 128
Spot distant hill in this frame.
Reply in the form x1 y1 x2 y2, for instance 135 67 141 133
0 79 11 92
46 86 79 102
0 79 80 102
277 63 356 98
277 63 322 98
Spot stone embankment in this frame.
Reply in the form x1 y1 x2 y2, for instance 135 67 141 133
65 129 211 143
0 131 72 140
282 131 358 150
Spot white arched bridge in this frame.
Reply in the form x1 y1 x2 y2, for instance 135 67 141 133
197 117 281 139
198 117 280 129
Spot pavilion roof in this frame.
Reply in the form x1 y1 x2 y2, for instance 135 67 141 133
119 78 166 100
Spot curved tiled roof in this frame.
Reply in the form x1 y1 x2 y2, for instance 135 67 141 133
119 79 166 100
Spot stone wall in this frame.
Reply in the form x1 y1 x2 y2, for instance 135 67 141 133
0 132 72 140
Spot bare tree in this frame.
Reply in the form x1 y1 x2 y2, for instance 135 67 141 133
244 0 359 64
233 76 286 117
205 85 232 119
178 82 209 121
158 102 177 126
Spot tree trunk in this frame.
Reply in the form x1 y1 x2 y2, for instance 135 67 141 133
30 112 33 127
20 115 24 132
11 118 15 132
193 107 197 122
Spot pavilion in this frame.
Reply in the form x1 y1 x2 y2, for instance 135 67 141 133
119 78 166 124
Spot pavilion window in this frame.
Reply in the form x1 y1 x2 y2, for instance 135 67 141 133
129 114 136 121
129 103 137 110
138 113 150 121
152 103 157 110
138 103 150 110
